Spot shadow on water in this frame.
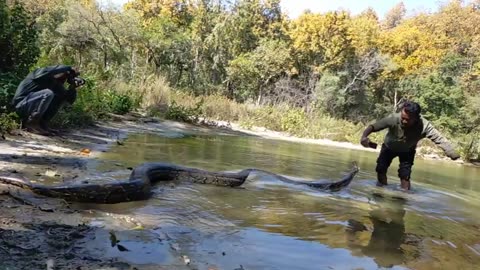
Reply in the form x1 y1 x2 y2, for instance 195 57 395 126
347 193 417 268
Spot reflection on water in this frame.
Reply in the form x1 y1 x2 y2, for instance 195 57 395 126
348 194 410 268
90 133 480 270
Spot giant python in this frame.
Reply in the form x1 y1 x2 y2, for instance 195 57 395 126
0 162 359 204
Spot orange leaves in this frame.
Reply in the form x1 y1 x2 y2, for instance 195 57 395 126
80 148 91 155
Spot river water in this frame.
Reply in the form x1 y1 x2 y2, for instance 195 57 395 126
90 131 480 270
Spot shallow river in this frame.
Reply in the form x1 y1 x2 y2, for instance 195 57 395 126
89 131 480 270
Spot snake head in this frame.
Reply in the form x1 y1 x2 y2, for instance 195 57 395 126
351 161 360 174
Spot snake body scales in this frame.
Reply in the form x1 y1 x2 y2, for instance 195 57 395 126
0 162 359 204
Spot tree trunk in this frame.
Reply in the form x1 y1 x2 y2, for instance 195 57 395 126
393 88 398 112
78 49 82 68
103 44 108 70
257 88 263 106
131 49 136 77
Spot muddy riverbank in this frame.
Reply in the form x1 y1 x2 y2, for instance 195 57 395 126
0 115 244 270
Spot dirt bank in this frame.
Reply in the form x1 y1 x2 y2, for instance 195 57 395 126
0 114 244 270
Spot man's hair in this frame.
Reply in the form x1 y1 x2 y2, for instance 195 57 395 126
402 101 421 118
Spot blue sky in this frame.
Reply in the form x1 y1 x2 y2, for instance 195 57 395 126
99 0 455 19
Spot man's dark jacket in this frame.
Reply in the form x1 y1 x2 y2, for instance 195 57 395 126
12 65 77 107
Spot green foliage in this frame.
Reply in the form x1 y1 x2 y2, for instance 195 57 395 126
280 107 308 134
0 72 20 113
1 0 480 160
50 75 139 128
452 133 480 161
144 15 194 87
105 90 135 115
0 112 20 134
227 54 259 101
227 38 291 101
315 72 343 115
0 0 39 113
439 53 468 78
0 1 40 76
165 99 203 124
459 94 480 134
414 73 464 132
50 76 102 128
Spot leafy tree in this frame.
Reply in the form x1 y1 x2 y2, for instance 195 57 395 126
349 10 380 57
413 73 464 132
382 1 406 29
227 38 291 102
289 11 354 74
0 0 39 111
379 18 448 75
314 52 386 121
125 0 193 25
0 0 39 75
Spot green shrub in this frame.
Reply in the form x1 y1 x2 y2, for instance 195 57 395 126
105 90 134 115
280 108 308 134
50 102 95 128
451 133 480 161
0 112 20 134
0 73 21 113
49 75 141 128
165 99 203 123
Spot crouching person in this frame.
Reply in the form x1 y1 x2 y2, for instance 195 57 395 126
11 65 84 135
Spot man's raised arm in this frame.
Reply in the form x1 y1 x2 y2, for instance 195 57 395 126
424 122 460 160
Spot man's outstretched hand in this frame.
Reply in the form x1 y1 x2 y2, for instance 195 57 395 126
360 137 378 149
360 137 370 148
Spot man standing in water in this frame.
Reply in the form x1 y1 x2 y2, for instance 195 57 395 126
360 101 460 190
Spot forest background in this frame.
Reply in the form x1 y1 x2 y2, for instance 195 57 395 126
1 0 479 160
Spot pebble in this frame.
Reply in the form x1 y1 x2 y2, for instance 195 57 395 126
182 255 191 265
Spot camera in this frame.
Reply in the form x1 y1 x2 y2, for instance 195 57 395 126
72 77 86 87
67 72 86 87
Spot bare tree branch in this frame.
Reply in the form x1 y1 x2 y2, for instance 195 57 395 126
98 9 123 50
342 51 383 94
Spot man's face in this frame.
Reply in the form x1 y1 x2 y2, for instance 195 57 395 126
400 109 416 128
